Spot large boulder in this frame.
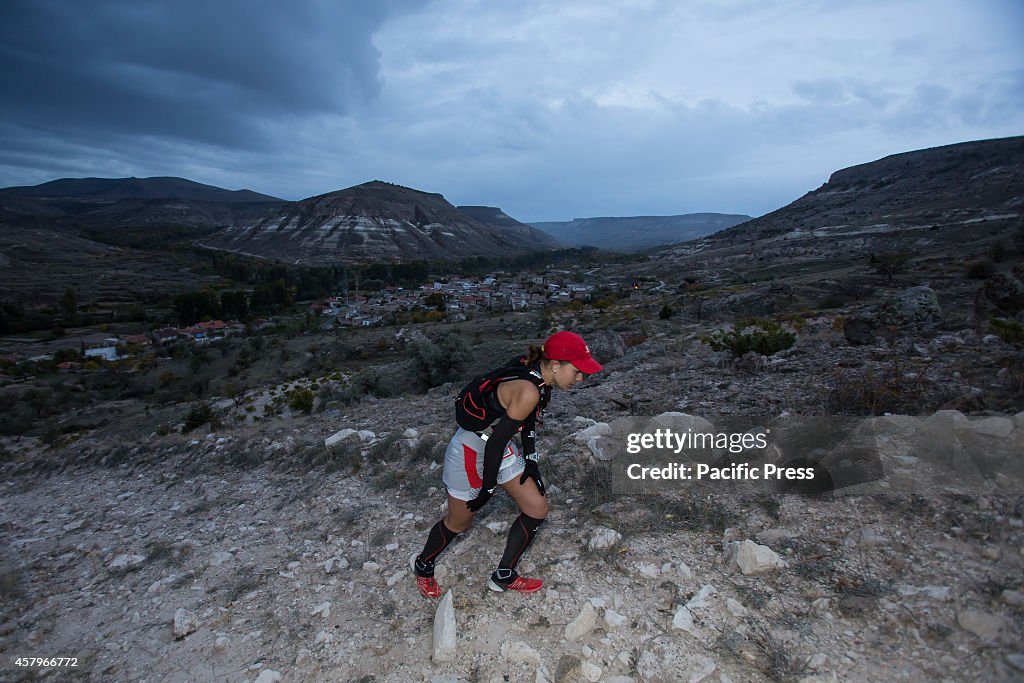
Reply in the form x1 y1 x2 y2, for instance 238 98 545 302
845 286 942 345
585 329 627 365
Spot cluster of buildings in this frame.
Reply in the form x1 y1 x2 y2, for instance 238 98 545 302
2 272 599 379
315 273 594 327
0 319 278 374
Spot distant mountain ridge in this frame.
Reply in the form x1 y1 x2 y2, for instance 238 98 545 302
0 176 285 229
456 205 562 249
0 176 280 203
532 213 752 252
201 181 559 264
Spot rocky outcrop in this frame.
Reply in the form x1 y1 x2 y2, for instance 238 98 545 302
202 181 554 264
844 286 943 345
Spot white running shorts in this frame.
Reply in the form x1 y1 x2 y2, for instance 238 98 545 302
442 427 525 501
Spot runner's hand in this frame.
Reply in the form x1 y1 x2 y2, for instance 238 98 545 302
466 488 494 512
519 459 546 496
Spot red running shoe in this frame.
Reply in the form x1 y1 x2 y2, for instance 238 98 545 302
410 553 442 598
488 569 543 594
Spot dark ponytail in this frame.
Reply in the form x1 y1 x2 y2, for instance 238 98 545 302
523 344 546 366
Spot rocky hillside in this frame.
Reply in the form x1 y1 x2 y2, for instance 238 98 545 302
202 182 560 265
2 324 1022 681
532 214 752 252
457 205 562 250
0 176 284 229
699 136 1024 244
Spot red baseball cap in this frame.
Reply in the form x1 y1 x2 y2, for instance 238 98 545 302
542 331 604 374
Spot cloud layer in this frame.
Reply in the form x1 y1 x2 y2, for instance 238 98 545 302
1 0 1021 221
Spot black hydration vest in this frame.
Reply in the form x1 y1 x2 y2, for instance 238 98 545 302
455 355 551 432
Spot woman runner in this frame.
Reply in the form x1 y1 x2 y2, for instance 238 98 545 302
411 331 603 596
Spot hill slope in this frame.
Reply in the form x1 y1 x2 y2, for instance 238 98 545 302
532 213 752 252
702 136 1024 245
456 205 562 249
0 176 280 204
0 176 284 229
202 181 559 264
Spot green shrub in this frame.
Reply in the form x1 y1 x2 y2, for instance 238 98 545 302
411 334 469 388
288 388 315 415
990 318 1024 345
658 304 675 319
701 319 795 357
183 403 216 433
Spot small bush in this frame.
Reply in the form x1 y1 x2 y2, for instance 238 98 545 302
409 436 442 463
288 388 315 415
827 362 927 415
990 317 1024 345
701 319 795 357
304 439 362 473
369 433 403 462
966 259 996 279
411 334 469 388
658 305 675 319
182 403 216 433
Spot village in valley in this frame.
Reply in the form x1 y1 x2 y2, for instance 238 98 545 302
316 272 594 328
0 270 597 381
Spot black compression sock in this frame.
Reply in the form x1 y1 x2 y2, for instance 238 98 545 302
415 520 460 577
498 512 545 572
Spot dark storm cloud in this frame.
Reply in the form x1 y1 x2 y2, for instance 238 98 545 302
0 0 1021 217
0 0 409 152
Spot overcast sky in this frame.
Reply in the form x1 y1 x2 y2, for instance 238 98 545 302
1 0 1021 221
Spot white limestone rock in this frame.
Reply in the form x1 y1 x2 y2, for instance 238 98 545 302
588 527 622 550
209 551 233 566
957 609 1008 641
581 661 602 682
574 422 611 444
501 640 542 665
565 603 599 642
433 590 457 662
110 554 146 569
587 436 613 461
685 584 717 610
604 609 627 629
325 429 358 447
726 598 748 618
172 608 199 640
671 606 696 635
323 557 348 574
636 562 660 579
147 575 177 595
685 656 717 683
731 540 788 575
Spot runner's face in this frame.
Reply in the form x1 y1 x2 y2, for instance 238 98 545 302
554 360 584 389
